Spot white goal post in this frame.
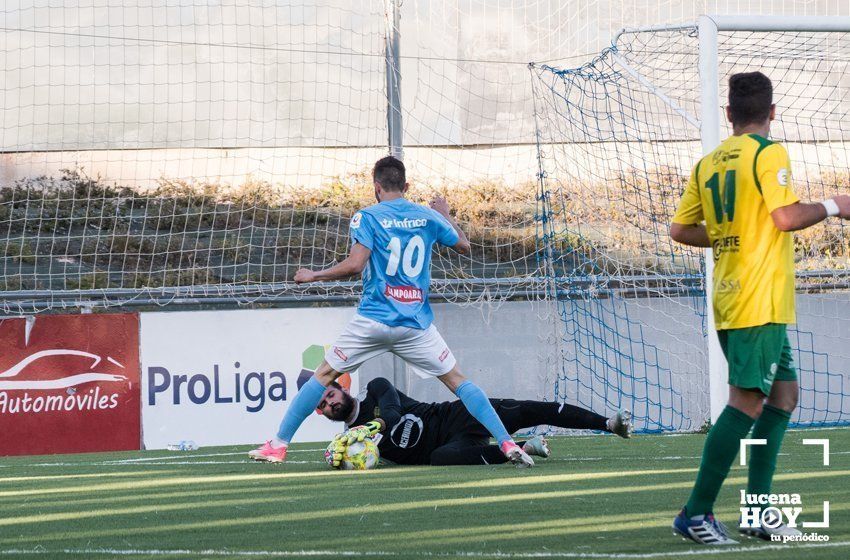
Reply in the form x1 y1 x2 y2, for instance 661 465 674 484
702 15 850 423
615 15 850 423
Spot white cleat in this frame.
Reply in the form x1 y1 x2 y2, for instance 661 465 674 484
522 435 551 459
501 441 535 468
607 409 633 439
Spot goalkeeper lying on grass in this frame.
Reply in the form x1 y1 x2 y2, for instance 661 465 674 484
310 377 632 468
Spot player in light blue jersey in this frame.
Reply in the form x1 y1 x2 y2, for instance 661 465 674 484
348 186 458 329
250 156 534 467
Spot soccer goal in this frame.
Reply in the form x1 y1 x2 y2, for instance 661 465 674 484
531 15 850 432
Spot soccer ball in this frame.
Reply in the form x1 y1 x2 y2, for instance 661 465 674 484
325 438 380 470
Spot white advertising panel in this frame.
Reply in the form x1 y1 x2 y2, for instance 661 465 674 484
140 307 359 449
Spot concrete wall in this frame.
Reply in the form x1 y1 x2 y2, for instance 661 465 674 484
356 300 556 405
356 293 850 432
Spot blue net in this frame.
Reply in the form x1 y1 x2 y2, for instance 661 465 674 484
532 27 850 432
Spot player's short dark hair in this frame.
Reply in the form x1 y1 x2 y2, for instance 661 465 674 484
372 156 406 192
328 381 343 391
728 72 773 125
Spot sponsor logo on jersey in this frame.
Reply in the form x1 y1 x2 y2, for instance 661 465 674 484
390 413 424 448
712 150 728 165
438 348 450 363
333 347 349 362
380 217 427 229
716 279 742 293
712 235 740 262
384 285 424 303
350 213 362 229
777 168 788 186
711 148 740 166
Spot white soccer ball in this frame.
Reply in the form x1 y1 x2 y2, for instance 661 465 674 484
325 438 380 470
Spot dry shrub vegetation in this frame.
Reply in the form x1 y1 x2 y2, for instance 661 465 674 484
0 167 846 292
0 169 539 291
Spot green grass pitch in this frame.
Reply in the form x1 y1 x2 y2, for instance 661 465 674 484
1 428 848 559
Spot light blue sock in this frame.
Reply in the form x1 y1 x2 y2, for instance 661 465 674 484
455 381 512 445
276 377 326 443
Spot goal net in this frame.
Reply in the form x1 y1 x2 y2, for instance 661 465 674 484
0 0 543 313
531 22 850 431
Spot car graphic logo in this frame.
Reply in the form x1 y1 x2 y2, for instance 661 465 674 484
0 349 127 391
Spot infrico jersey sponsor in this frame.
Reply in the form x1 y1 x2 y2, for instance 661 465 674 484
0 314 141 456
380 217 428 229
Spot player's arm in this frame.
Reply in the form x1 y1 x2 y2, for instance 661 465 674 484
336 378 400 446
365 377 402 432
294 212 373 283
429 196 471 254
294 243 371 283
670 223 710 247
670 165 710 247
771 198 850 231
758 143 850 231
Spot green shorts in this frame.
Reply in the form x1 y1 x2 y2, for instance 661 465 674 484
717 323 798 396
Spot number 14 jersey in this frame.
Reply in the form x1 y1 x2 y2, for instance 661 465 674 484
672 134 800 330
349 198 459 329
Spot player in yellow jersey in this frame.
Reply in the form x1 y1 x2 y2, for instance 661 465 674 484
670 72 850 545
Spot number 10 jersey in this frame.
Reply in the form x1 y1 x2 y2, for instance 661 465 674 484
349 198 459 329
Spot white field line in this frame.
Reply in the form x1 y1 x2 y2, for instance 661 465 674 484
549 450 850 463
7 450 849 469
0 449 326 468
787 426 850 432
1 446 846 470
0 460 325 468
108 448 325 463
101 461 325 466
109 452 251 462
551 427 850 437
0 541 848 558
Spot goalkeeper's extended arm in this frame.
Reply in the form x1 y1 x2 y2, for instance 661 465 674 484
366 378 402 430
328 378 401 467
339 420 383 445
328 420 383 468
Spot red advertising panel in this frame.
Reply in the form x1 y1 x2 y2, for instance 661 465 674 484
0 313 140 456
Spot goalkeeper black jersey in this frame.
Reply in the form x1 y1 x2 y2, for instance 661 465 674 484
348 377 485 465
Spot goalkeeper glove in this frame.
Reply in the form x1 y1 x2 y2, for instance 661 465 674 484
340 420 382 445
328 421 382 468
327 437 348 469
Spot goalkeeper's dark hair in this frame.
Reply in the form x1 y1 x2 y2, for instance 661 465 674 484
728 72 773 125
373 156 406 192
